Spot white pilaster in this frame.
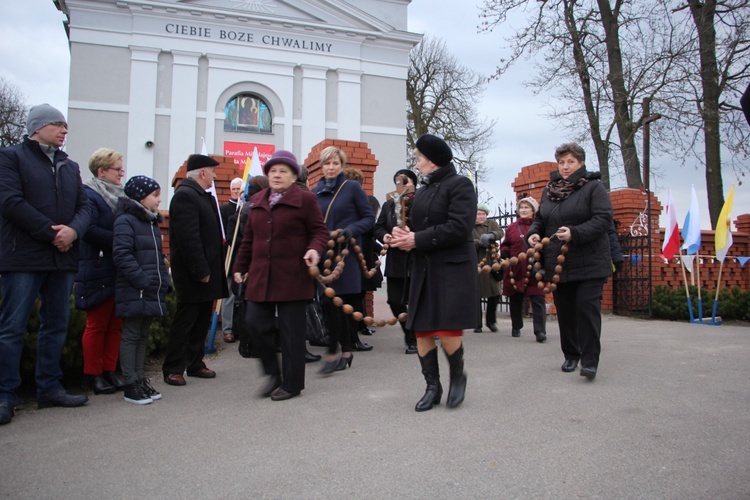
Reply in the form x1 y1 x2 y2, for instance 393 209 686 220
336 69 362 141
126 47 160 178
168 50 201 195
299 65 328 155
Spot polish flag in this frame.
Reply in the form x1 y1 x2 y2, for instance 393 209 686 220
660 189 680 260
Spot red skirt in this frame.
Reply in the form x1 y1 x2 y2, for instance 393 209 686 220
415 329 463 338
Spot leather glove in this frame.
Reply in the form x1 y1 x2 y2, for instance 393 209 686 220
479 233 493 248
500 250 510 260
340 228 354 242
613 261 623 274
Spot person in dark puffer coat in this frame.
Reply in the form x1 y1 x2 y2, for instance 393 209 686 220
527 143 613 381
113 176 172 405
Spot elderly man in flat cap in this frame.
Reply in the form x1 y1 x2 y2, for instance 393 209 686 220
0 104 92 425
162 154 229 386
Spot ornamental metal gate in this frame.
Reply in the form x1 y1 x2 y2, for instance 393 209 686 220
613 233 652 316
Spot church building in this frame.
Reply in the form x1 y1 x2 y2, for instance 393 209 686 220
57 0 421 199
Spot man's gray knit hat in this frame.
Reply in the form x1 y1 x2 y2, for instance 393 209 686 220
26 103 67 136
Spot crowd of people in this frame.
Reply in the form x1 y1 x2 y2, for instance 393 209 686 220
0 103 622 425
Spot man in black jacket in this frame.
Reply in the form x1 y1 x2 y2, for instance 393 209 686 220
162 154 229 386
0 104 92 424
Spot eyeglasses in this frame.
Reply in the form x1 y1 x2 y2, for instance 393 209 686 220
49 122 68 129
108 167 125 173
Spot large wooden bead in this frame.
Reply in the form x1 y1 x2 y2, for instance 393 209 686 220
538 281 545 289
398 312 408 322
482 265 491 273
557 254 566 264
308 266 320 278
555 265 563 274
364 316 375 325
352 312 364 321
387 317 398 326
510 256 518 266
541 237 550 246
324 287 336 298
552 275 560 283
535 272 543 281
333 297 344 307
549 283 557 292
491 263 501 272
375 319 386 327
561 244 569 254
342 304 354 314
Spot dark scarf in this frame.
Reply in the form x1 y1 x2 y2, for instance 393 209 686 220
546 168 589 201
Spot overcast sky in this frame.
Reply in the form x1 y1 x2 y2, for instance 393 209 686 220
2 0 748 230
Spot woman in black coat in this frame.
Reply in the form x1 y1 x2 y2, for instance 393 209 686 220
391 134 478 411
527 143 613 380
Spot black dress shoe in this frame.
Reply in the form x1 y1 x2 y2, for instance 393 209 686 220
258 376 282 398
186 367 216 378
270 387 300 401
305 350 322 363
38 391 89 409
353 341 373 351
487 323 498 332
473 328 482 333
511 329 521 337
561 359 579 372
86 374 116 395
534 331 547 343
359 327 375 336
405 345 418 355
580 366 597 380
103 371 127 391
0 403 14 425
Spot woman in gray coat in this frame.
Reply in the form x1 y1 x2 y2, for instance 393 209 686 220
527 143 613 381
391 134 478 411
472 204 503 332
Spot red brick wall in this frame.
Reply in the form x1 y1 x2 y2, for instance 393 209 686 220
512 163 750 312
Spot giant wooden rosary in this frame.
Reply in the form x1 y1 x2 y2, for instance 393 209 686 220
478 236 568 294
308 229 406 327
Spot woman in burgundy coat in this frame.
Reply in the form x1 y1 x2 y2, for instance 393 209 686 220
500 197 547 343
233 150 330 401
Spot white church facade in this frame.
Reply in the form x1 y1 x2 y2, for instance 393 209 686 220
57 0 421 199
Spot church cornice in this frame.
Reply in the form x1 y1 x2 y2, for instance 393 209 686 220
59 0 420 45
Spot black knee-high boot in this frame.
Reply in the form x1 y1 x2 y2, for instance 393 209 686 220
445 345 467 408
415 348 442 412
486 295 499 331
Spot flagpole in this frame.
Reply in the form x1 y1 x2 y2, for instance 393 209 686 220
712 259 724 323
679 249 694 323
696 253 702 323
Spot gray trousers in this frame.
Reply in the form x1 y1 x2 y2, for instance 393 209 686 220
221 277 235 334
120 316 153 384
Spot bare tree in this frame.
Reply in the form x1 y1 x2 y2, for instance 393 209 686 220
664 0 750 228
0 77 27 148
406 36 496 182
480 0 683 189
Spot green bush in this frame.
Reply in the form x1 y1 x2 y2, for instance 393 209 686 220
652 285 750 322
15 292 178 388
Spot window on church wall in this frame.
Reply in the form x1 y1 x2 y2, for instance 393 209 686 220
224 94 272 133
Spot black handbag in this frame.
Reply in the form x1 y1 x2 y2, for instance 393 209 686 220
234 283 259 358
306 297 330 346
